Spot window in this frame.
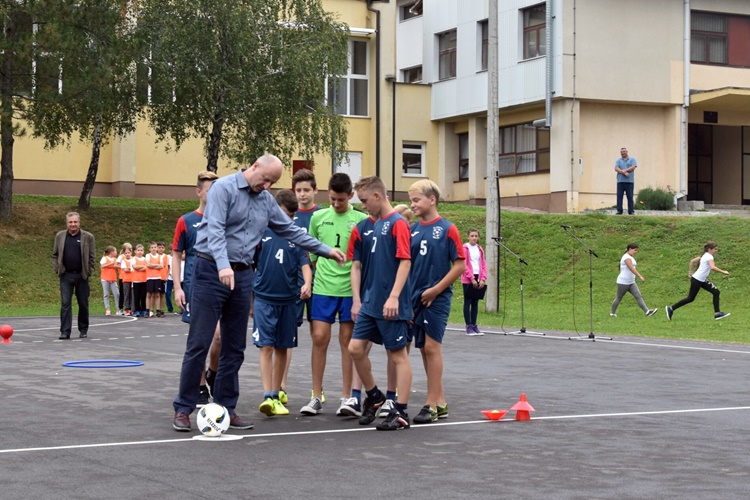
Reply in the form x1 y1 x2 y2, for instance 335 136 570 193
458 133 469 180
400 1 422 21
402 65 422 83
691 11 750 67
523 4 546 60
499 124 550 176
479 20 488 71
292 160 313 175
402 142 425 176
328 39 369 116
438 30 457 80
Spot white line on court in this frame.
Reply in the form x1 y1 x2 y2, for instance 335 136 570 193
8 317 138 333
2 405 749 455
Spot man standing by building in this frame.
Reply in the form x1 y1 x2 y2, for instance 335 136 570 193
615 147 638 215
172 154 346 432
52 212 96 339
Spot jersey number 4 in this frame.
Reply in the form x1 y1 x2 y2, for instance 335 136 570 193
275 248 284 264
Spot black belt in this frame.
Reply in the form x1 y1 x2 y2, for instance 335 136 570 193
196 252 250 272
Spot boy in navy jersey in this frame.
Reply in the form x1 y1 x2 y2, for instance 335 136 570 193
252 190 313 416
347 176 413 430
407 180 465 423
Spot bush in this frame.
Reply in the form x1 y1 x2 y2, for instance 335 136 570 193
636 186 675 211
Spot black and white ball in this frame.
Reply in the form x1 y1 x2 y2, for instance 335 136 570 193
196 403 230 437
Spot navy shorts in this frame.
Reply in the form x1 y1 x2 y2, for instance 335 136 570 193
252 298 299 349
146 279 163 293
352 311 409 351
311 294 353 323
411 302 450 348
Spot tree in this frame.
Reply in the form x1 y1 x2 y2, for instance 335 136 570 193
136 0 349 172
0 0 140 219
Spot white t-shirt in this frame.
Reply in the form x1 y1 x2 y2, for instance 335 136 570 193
693 252 713 282
167 254 173 281
616 253 637 285
467 244 481 277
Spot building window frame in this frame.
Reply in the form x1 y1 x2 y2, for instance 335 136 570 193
522 3 546 60
437 29 457 81
327 38 369 117
400 1 423 22
691 12 728 65
499 123 550 176
479 20 488 71
458 133 469 181
402 65 422 83
402 142 426 177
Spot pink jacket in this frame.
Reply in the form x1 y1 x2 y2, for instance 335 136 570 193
461 243 488 284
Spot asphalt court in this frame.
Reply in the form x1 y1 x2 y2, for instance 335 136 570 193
1 315 750 499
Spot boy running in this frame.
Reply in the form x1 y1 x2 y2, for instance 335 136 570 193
407 180 465 423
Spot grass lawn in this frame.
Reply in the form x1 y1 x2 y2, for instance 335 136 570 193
1 195 748 344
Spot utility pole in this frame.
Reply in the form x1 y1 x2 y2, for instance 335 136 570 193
485 0 500 312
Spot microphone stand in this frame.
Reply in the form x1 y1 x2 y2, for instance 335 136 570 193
492 237 544 337
561 226 611 341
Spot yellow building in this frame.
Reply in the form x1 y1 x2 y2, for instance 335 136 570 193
13 0 750 212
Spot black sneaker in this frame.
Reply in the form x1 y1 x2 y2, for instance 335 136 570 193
79 331 87 339
714 312 731 320
665 306 673 321
59 332 71 340
196 386 210 408
412 405 438 424
205 368 217 398
376 410 411 430
359 390 386 425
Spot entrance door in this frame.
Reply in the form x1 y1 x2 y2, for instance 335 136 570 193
743 127 750 205
335 151 362 202
688 124 713 203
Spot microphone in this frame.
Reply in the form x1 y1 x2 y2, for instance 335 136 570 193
561 225 571 229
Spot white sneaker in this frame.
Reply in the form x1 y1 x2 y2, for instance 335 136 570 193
336 397 362 417
610 313 617 317
300 397 323 415
378 399 395 418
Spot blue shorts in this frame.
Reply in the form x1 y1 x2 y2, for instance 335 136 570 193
252 298 299 349
311 294 353 323
352 311 409 351
296 296 313 326
411 302 450 349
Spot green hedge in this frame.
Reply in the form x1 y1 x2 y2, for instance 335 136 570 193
636 186 675 211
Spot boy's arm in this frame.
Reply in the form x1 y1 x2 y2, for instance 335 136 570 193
350 260 362 322
171 251 185 306
383 259 411 320
300 263 312 299
420 259 465 308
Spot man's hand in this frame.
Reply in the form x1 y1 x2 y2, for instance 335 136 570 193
219 268 235 290
174 288 186 307
328 248 346 265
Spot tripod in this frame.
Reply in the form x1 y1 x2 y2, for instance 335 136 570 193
493 237 544 337
561 226 611 341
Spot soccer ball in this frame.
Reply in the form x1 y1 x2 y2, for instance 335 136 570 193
196 403 230 437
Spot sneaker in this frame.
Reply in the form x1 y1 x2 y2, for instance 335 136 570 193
205 368 216 398
666 305 673 321
376 410 410 431
115 310 123 316
259 397 275 416
300 397 323 415
149 311 155 318
279 389 288 405
646 308 658 317
228 413 254 430
610 313 617 317
412 405 438 424
272 399 289 415
359 390 386 425
473 325 484 336
337 397 362 417
173 412 191 431
436 403 449 419
105 309 111 316
196 386 210 408
465 325 476 336
156 310 165 318
378 398 395 418
134 311 141 317
310 389 325 404
714 312 731 320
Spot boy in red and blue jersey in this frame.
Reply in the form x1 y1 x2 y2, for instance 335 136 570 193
348 175 413 430
407 179 465 424
253 190 312 417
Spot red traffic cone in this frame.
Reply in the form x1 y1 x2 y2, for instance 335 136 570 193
510 393 535 421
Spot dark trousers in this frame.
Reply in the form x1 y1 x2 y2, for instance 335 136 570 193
616 182 635 214
165 279 174 312
118 278 124 310
133 282 147 312
672 277 720 313
173 257 254 415
60 272 90 335
463 275 481 325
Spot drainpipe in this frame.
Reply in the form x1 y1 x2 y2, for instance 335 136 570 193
385 75 397 201
366 0 382 178
680 0 690 201
545 0 552 126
